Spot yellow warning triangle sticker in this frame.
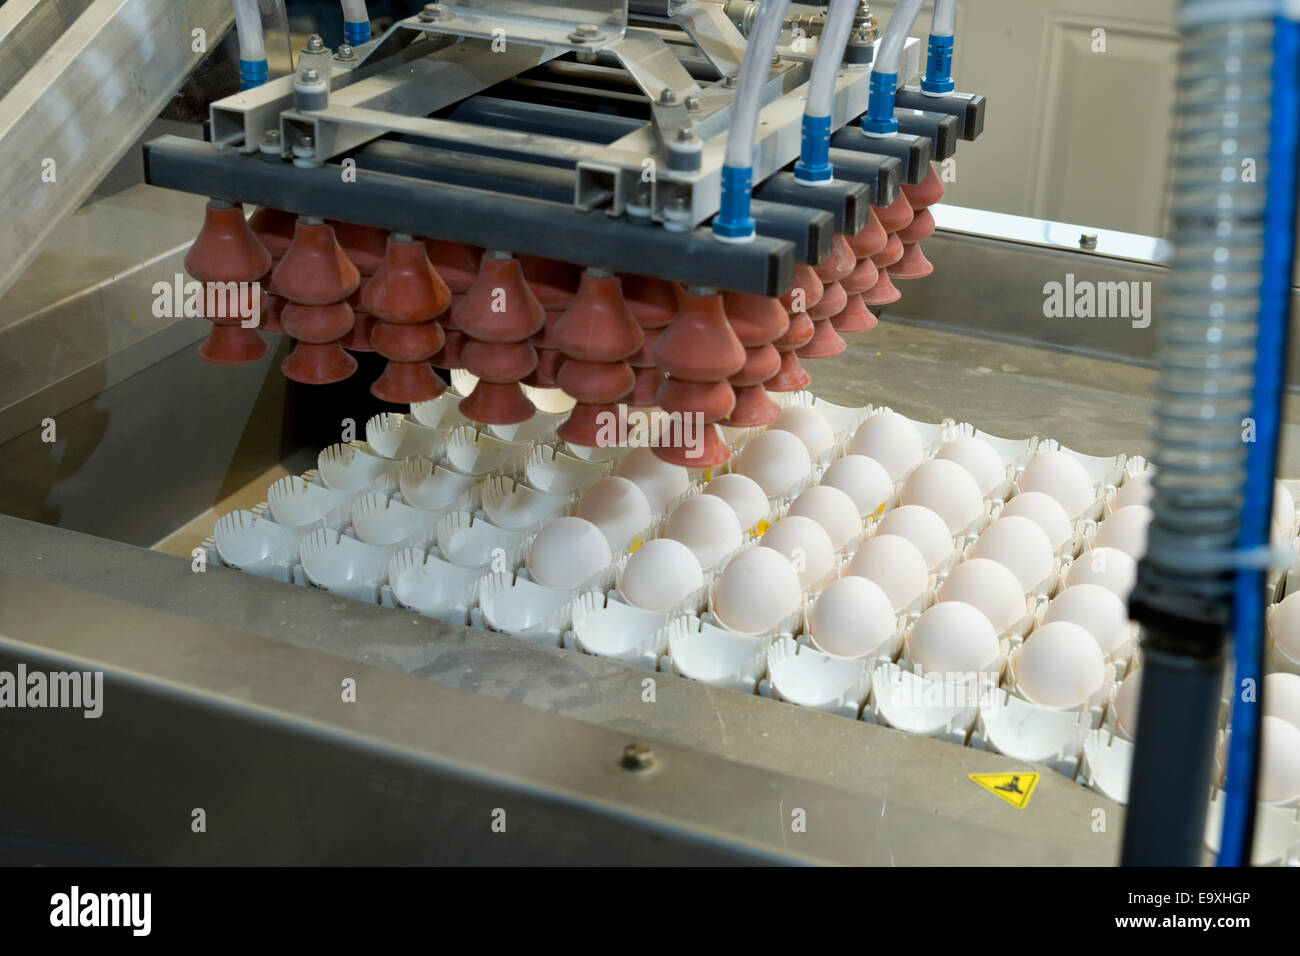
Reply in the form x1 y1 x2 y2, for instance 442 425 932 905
969 772 1039 809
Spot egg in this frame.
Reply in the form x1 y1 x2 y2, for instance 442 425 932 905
770 404 834 461
760 515 836 588
1113 667 1141 738
848 411 923 481
1015 621 1106 709
908 601 1001 678
619 538 703 611
844 534 929 611
575 476 652 553
787 485 862 550
713 546 803 633
1000 491 1073 550
703 472 771 531
1043 584 1130 658
821 454 893 519
935 435 1006 496
1216 716 1300 805
1113 471 1153 510
1274 480 1296 540
1094 505 1152 560
527 516 612 589
1270 590 1300 664
1019 450 1096 517
875 504 954 568
663 494 743 569
937 558 1027 634
612 446 689 513
969 515 1055 591
732 428 812 497
1065 546 1137 601
900 458 985 533
1264 672 1300 733
808 577 898 659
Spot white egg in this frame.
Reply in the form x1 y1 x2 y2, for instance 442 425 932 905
612 446 689 513
1216 717 1300 805
1015 620 1106 709
809 576 897 659
875 504 954 568
844 534 929 611
1264 672 1300 733
1000 491 1073 550
900 458 985 533
787 485 862 550
937 559 1027 634
575 476 652 553
1113 667 1141 738
663 494 743 569
1270 590 1300 664
619 538 703 611
847 411 923 481
713 546 803 634
760 515 836 589
1113 471 1153 510
1094 505 1152 560
935 435 1006 496
703 472 771 531
1043 584 1130 658
1019 450 1096 518
770 404 834 461
908 601 1001 678
1065 546 1137 601
527 516 612 589
1274 480 1296 540
732 428 812 497
969 515 1055 591
821 454 893 519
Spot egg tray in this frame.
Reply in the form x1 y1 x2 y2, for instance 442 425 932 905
201 385 1300 815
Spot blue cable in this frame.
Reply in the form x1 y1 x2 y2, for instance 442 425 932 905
1219 9 1300 867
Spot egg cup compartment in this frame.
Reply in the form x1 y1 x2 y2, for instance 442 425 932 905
487 407 569 445
410 391 473 431
799 601 906 663
1018 439 1125 523
703 579 802 642
866 663 988 745
1204 790 1300 865
660 615 772 692
1030 595 1138 669
365 411 448 461
474 569 574 645
212 509 302 583
521 383 577 416
931 562 1037 644
1269 639 1300 677
760 637 870 718
317 441 400 493
938 422 1035 503
384 546 481 625
523 444 611 497
267 475 358 531
436 510 530 570
809 394 872 450
298 527 390 603
610 551 711 617
442 426 532 479
564 590 669 667
1102 456 1153 518
478 475 574 535
1004 646 1116 715
350 492 439 550
1078 728 1134 804
398 457 477 514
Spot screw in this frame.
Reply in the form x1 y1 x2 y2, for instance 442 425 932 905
675 127 695 142
300 68 320 84
685 95 701 111
336 44 355 60
1079 233 1099 250
772 53 783 66
659 88 679 105
568 22 600 43
420 3 447 20
261 129 281 145
306 34 325 53
722 73 738 88
621 743 654 770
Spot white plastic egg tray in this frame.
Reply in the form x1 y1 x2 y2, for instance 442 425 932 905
202 380 1300 861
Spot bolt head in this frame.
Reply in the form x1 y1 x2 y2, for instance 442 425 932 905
659 88 679 105
621 743 654 770
771 53 783 66
685 95 701 110
675 127 695 142
306 34 324 52
262 129 281 144
336 44 355 60
301 68 320 83
577 23 600 36
723 73 738 88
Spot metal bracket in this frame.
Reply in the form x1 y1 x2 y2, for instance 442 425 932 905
406 0 628 51
669 1 747 77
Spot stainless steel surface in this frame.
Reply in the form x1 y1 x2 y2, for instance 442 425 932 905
0 0 233 299
407 0 629 51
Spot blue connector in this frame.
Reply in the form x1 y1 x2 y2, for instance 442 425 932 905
713 164 756 242
344 20 371 46
861 71 898 135
794 115 834 185
239 57 269 90
922 34 955 94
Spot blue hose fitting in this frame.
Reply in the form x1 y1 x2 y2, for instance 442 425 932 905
239 58 269 90
713 164 756 242
861 71 898 135
921 34 955 94
794 115 834 185
344 20 371 46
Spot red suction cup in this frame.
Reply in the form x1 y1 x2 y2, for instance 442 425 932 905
369 320 448 403
458 382 536 425
273 220 360 306
890 242 934 279
520 256 581 311
726 343 782 427
621 274 680 328
766 349 813 391
847 207 888 258
797 315 847 359
841 256 879 295
280 301 358 384
551 271 644 362
896 207 936 244
871 233 904 269
808 281 848 320
814 235 856 284
423 240 483 294
432 328 468 370
653 291 745 382
249 208 297 260
652 422 730 468
335 222 390 276
721 291 789 345
876 193 914 234
830 293 878 333
185 201 272 283
453 254 546 343
862 269 902 306
779 262 825 315
362 236 452 323
198 324 271 364
902 164 945 210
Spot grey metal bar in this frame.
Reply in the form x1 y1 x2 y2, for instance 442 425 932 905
895 109 959 161
355 140 576 204
142 135 795 295
830 127 933 184
447 96 643 144
825 149 902 207
895 86 986 141
750 200 834 262
755 173 869 235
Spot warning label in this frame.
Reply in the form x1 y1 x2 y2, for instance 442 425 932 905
969 772 1039 809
